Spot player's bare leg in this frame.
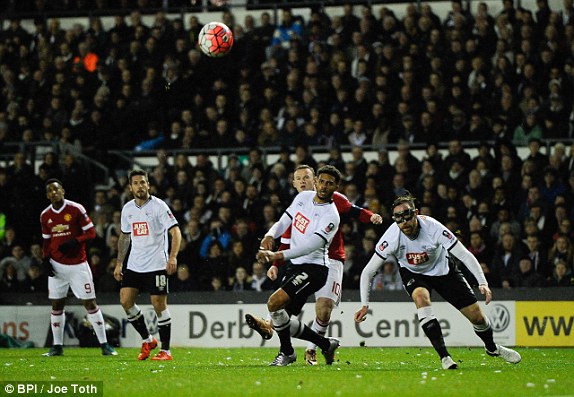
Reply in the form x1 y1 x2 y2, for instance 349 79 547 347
460 303 521 364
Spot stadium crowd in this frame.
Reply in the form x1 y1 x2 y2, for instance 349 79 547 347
1 1 574 294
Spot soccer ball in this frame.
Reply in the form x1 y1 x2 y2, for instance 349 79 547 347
198 22 234 58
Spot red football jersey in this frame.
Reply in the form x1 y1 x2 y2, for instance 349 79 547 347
278 192 374 263
40 199 95 265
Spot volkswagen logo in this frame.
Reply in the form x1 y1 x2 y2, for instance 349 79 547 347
488 304 511 332
144 308 159 335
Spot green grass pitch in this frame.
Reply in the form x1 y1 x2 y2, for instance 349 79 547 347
1 347 572 397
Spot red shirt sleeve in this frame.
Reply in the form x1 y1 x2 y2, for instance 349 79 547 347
333 192 374 223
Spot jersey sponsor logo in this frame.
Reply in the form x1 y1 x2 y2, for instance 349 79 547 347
294 212 310 234
64 214 72 222
379 241 388 251
324 222 335 234
51 224 69 233
442 230 453 240
133 222 149 236
406 252 429 265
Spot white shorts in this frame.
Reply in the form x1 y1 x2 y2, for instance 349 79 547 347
48 260 96 300
314 259 343 306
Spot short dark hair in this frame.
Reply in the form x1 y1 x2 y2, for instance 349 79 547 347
392 190 417 212
128 169 148 183
45 178 63 187
317 165 342 184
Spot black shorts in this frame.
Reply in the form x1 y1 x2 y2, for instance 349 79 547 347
121 269 169 295
399 266 477 310
280 264 328 316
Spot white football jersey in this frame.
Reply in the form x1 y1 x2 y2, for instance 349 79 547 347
120 196 179 273
285 191 340 266
374 215 457 276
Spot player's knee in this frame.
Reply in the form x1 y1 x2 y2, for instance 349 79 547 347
470 310 487 325
267 290 287 312
51 299 65 311
83 299 97 311
412 288 430 306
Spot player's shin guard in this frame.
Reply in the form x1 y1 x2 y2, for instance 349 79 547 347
51 310 65 345
473 317 497 352
270 309 294 355
306 317 329 351
290 317 330 352
126 305 150 340
86 306 108 344
157 308 172 351
418 307 449 359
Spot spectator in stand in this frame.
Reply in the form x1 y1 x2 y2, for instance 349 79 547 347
547 260 573 287
0 262 20 292
230 266 253 291
250 261 274 292
267 8 304 59
171 264 196 292
513 256 546 287
523 233 550 278
0 244 32 282
20 263 48 293
490 232 524 288
548 234 574 269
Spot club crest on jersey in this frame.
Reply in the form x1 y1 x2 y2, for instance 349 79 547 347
324 222 335 234
64 214 72 222
379 241 388 251
294 212 310 233
133 222 149 236
442 230 453 240
406 252 429 265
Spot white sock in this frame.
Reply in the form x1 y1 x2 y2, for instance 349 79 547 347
86 307 108 344
270 309 290 330
306 317 329 351
157 308 172 327
51 310 65 346
126 304 142 319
